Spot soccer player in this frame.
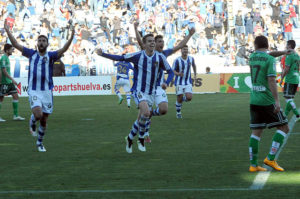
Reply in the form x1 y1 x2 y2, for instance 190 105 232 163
173 45 197 119
134 22 195 141
279 40 300 121
96 34 174 153
248 35 289 172
0 44 25 122
114 60 133 108
4 20 75 152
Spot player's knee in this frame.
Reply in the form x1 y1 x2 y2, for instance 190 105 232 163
160 108 168 115
35 114 43 121
142 111 151 118
278 125 289 134
186 96 192 101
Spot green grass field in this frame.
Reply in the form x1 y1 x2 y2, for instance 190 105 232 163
0 93 300 199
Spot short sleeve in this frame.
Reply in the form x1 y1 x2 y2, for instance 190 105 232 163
48 51 59 62
159 54 171 70
285 55 292 67
267 57 276 77
172 59 179 71
163 49 173 57
22 47 36 58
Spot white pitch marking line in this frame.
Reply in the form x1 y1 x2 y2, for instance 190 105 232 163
0 188 252 194
250 114 297 190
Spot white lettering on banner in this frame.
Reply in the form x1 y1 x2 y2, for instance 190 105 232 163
233 76 239 88
14 76 112 97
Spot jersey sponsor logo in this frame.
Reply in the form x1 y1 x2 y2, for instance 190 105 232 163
251 85 266 92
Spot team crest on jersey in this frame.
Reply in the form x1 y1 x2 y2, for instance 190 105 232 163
42 56 48 63
47 103 52 109
155 62 159 67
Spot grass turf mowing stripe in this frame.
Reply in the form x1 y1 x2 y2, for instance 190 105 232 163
249 114 297 190
0 188 254 194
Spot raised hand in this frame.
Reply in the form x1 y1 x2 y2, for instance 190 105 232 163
189 27 196 35
96 48 103 56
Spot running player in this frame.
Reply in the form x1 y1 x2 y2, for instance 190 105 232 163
280 40 300 121
173 45 197 118
114 60 133 108
248 35 289 172
0 44 25 122
96 34 174 153
4 20 75 152
134 22 195 141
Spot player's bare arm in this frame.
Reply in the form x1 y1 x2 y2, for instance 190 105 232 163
173 70 184 77
134 21 145 50
4 19 23 53
268 50 293 57
268 76 280 113
280 66 290 86
172 27 195 54
192 59 197 79
57 26 75 58
1 68 17 85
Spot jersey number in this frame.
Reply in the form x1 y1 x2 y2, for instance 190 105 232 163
250 65 261 83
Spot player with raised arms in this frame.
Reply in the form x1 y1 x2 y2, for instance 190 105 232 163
4 20 75 152
97 34 174 153
134 21 195 140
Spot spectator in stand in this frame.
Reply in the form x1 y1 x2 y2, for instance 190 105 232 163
6 1 16 16
245 12 254 37
6 13 15 30
289 3 299 28
270 1 281 23
214 13 223 34
204 23 216 50
112 15 121 43
234 10 245 36
284 18 293 41
252 7 263 30
235 43 248 66
280 1 291 27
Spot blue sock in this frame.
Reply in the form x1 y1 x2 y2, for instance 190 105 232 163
37 126 46 145
152 108 160 116
128 120 139 140
138 116 149 139
176 101 182 113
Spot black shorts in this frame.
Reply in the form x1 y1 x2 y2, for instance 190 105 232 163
0 83 17 96
283 83 298 99
250 104 288 129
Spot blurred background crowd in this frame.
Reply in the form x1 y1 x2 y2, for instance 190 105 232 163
0 0 299 75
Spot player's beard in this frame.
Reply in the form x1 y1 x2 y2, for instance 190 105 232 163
38 45 47 53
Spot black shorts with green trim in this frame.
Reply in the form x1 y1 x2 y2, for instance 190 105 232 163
250 104 288 129
283 83 298 99
0 83 17 96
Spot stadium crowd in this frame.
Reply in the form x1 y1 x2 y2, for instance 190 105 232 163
0 0 299 75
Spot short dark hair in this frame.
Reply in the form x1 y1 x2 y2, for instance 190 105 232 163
287 40 296 49
154 35 163 42
254 35 268 49
4 43 13 53
182 45 188 48
38 35 48 43
142 34 154 43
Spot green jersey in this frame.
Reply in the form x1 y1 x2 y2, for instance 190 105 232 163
249 51 277 105
285 52 300 84
0 54 12 84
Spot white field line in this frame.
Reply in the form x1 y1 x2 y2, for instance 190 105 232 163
0 188 253 194
249 114 297 190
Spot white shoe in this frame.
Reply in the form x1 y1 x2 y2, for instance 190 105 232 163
0 117 6 122
125 136 133 153
37 143 46 152
137 138 146 152
13 115 25 121
176 112 182 119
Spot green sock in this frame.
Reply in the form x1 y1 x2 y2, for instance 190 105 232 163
290 100 299 116
12 101 19 117
249 135 260 166
267 130 286 161
285 101 292 116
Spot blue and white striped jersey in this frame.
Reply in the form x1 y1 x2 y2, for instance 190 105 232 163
22 47 58 92
156 49 173 86
102 50 174 95
115 61 133 80
173 56 195 86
